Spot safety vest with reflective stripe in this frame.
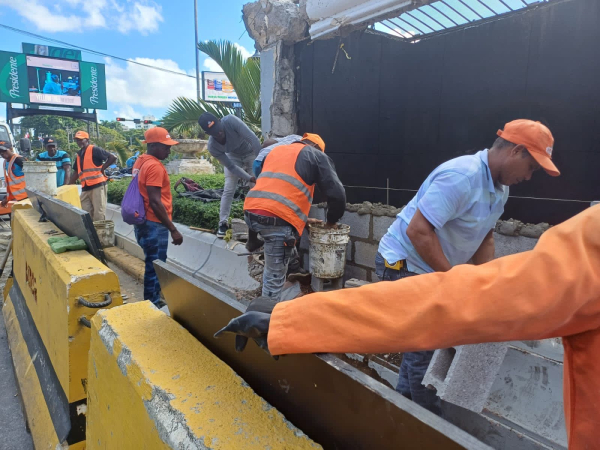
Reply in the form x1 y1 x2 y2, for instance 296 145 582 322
4 154 27 201
76 145 107 188
244 143 315 235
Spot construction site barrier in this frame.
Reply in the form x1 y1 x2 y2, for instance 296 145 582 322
2 206 123 449
86 301 320 449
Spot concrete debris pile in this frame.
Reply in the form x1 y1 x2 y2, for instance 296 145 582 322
495 219 550 238
344 201 403 217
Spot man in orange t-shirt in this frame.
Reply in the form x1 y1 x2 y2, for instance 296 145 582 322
132 127 183 307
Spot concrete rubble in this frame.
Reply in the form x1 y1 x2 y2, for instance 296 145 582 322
495 219 550 238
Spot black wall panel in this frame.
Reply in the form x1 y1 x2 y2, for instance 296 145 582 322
296 0 599 224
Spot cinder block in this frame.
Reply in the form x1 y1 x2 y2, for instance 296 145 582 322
344 277 370 288
299 229 310 251
309 205 326 222
344 265 367 282
302 251 310 270
354 241 378 269
340 211 370 239
373 216 395 241
346 240 353 262
422 343 508 413
311 276 344 292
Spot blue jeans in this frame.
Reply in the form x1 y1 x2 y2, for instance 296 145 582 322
375 253 442 416
245 215 296 300
134 221 169 306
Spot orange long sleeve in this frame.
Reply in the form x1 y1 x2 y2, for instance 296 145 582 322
268 205 600 449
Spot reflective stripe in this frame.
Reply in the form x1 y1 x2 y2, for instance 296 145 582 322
246 191 308 223
80 173 105 182
11 188 26 196
80 168 99 173
7 179 21 186
258 172 313 202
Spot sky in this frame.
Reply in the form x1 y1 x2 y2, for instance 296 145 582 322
0 0 255 123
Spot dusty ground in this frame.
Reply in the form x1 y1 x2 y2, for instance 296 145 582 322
107 262 144 304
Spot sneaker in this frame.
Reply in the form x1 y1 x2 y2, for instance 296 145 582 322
287 267 311 284
217 223 229 238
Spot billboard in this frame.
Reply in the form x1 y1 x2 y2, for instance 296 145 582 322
0 46 107 110
22 43 82 61
202 71 239 103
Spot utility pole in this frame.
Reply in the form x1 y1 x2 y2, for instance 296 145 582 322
194 0 201 103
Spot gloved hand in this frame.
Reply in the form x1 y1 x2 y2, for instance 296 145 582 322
214 296 277 355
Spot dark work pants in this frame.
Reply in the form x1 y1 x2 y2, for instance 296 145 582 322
134 221 169 306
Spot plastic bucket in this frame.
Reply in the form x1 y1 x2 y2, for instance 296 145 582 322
308 223 350 279
23 161 57 196
93 220 115 248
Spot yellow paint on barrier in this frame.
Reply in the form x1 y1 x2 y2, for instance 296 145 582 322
56 185 82 208
87 302 321 449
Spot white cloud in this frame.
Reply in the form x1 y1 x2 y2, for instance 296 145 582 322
203 58 222 72
0 0 161 34
113 104 142 120
105 57 196 110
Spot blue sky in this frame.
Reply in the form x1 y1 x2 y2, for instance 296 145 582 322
0 0 255 122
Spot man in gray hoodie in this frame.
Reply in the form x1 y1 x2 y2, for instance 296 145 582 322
199 112 261 237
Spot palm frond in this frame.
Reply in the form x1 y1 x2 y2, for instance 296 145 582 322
162 97 234 136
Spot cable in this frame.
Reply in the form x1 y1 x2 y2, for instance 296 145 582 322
0 23 196 79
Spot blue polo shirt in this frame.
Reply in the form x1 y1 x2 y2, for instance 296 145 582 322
379 149 509 274
36 150 71 187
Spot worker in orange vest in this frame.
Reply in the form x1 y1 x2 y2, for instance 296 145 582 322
216 205 600 450
244 133 346 302
68 131 117 221
0 140 27 208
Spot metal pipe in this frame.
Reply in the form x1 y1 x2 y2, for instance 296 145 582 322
381 20 413 38
473 0 498 15
497 0 515 11
194 0 201 103
418 7 450 29
0 238 12 274
429 4 460 26
390 17 425 35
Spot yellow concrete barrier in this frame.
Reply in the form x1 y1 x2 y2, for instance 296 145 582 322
87 302 321 449
3 208 123 449
56 185 82 208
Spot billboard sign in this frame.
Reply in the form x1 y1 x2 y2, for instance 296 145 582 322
0 51 28 104
80 61 107 109
27 55 82 106
202 71 239 103
22 43 82 61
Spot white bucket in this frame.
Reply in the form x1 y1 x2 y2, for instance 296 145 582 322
308 223 350 279
93 220 115 248
23 161 57 196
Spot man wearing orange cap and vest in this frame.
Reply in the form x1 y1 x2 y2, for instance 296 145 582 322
244 133 346 302
0 140 27 210
68 131 117 221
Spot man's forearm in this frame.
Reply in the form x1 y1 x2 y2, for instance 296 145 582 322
69 171 78 185
411 230 452 272
472 231 495 265
101 156 117 172
63 165 71 185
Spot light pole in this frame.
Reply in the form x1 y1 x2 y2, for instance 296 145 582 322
194 0 201 103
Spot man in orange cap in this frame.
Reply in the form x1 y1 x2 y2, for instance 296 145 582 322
132 127 183 308
68 130 117 221
0 140 26 208
243 133 345 310
373 119 558 414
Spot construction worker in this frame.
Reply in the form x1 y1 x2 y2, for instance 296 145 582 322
198 113 261 238
0 140 27 208
244 133 346 301
36 137 71 187
132 127 183 308
375 119 558 414
215 204 600 450
68 131 117 221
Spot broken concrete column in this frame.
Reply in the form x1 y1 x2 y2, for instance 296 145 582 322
243 0 309 50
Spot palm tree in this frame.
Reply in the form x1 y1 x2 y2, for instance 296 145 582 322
161 40 260 136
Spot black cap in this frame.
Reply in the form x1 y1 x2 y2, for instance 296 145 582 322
43 137 57 147
0 140 12 151
198 112 224 137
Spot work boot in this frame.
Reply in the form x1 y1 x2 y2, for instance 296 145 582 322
245 229 264 252
217 222 229 239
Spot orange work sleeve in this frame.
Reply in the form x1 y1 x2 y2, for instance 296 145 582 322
268 206 600 450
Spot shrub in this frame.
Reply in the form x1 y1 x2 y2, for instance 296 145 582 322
107 174 244 230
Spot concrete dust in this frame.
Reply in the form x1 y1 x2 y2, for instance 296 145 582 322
107 262 144 304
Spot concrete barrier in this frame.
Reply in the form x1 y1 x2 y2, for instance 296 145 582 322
3 207 123 449
87 302 320 449
105 203 260 295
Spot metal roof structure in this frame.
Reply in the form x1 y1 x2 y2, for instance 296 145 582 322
376 0 559 40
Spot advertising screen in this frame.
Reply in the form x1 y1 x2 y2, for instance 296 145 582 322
26 55 81 106
202 71 239 103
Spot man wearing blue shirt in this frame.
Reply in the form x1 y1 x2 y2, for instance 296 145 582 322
377 119 559 415
36 137 71 187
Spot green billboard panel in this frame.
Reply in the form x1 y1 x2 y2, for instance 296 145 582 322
22 43 82 61
0 51 28 104
80 61 107 110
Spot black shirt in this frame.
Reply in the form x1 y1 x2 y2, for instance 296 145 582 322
77 146 111 191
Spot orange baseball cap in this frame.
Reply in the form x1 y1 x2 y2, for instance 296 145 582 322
74 130 89 139
301 133 326 152
497 119 559 176
142 127 179 145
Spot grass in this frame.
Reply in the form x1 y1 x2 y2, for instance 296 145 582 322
107 174 244 230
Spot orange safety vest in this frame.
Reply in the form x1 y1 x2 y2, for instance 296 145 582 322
4 154 27 201
244 143 315 235
76 145 107 188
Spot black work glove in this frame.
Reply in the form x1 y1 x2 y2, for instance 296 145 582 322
214 296 277 355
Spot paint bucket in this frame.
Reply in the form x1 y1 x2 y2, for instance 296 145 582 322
308 223 350 279
23 161 57 196
93 220 115 248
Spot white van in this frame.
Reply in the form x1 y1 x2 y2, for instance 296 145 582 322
0 123 17 195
